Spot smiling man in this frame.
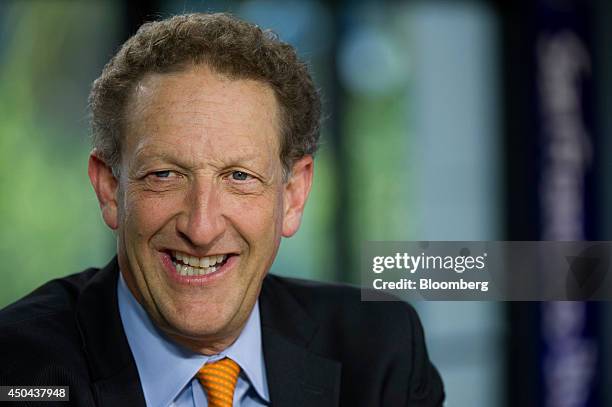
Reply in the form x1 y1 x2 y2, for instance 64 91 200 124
95 65 301 357
0 13 443 406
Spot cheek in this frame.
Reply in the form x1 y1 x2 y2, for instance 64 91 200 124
121 189 184 238
222 191 284 242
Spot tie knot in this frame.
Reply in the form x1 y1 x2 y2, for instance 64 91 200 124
197 357 241 407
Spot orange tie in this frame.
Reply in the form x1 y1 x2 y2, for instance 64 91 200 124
197 358 241 407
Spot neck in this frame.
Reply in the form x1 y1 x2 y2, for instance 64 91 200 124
166 330 240 355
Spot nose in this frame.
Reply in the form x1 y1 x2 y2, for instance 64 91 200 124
176 179 226 247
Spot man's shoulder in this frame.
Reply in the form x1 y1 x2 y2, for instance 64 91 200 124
0 268 101 383
262 274 444 405
263 273 421 339
0 268 99 328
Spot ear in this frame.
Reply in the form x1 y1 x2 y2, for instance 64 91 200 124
88 151 119 230
282 155 314 237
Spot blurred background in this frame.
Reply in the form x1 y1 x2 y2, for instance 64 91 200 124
0 0 610 405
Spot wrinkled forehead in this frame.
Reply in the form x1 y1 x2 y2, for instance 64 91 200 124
120 64 283 163
124 64 281 131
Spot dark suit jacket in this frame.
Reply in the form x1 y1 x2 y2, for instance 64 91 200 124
0 258 444 406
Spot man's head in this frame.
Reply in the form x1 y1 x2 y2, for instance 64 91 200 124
87 13 319 354
89 13 320 178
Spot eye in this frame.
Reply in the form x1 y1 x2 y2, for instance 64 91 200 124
231 171 250 181
152 170 171 178
141 169 183 191
145 170 181 182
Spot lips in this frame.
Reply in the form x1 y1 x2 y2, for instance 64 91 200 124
157 248 239 284
171 250 228 276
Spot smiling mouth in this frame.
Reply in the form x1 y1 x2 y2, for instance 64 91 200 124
170 250 231 276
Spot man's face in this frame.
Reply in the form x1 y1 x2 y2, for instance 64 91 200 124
89 65 312 353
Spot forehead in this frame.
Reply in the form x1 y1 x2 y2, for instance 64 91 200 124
122 65 282 164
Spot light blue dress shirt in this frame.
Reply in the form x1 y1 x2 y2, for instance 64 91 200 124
117 273 270 407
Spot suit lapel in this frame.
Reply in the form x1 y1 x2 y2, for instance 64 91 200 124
75 258 146 407
260 275 341 407
75 260 342 407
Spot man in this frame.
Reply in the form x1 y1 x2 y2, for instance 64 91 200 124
0 13 444 406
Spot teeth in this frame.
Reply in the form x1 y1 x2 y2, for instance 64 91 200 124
175 263 184 276
200 257 210 268
172 251 229 276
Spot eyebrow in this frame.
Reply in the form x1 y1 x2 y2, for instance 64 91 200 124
132 149 183 167
132 148 271 170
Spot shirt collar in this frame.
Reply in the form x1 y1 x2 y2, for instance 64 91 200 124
117 272 269 407
224 296 269 402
